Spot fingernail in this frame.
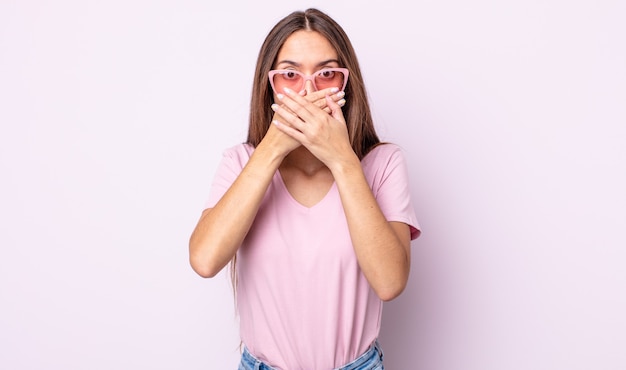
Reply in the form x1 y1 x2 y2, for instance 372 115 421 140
272 120 280 126
330 87 339 93
271 104 279 111
277 93 284 100
283 87 292 94
338 99 346 106
336 91 345 98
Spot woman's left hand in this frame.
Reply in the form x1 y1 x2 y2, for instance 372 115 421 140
271 87 357 170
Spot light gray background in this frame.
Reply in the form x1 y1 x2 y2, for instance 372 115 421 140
1 0 624 369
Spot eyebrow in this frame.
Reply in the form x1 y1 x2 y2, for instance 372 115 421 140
276 59 340 68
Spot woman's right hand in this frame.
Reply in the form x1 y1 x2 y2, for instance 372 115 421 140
261 110 302 157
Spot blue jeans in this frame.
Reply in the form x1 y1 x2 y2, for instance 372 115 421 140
238 340 384 370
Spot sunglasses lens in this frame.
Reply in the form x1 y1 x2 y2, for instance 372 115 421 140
271 71 304 92
314 70 346 91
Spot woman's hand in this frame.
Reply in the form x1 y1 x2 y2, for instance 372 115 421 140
305 87 346 113
263 87 346 159
271 87 356 170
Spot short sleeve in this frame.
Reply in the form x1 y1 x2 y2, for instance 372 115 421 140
365 144 421 240
203 144 253 209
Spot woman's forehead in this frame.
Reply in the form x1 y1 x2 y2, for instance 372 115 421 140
276 30 338 65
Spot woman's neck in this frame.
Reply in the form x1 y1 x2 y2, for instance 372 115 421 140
281 147 327 177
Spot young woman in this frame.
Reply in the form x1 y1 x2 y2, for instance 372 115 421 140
189 8 420 370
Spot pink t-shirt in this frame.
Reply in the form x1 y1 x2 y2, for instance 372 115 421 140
205 143 420 370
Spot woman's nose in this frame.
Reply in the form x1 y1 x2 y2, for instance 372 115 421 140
302 79 316 95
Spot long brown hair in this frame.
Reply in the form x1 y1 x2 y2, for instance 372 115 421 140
247 8 380 159
232 9 381 294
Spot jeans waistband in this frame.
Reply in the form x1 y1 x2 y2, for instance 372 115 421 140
334 340 383 370
239 340 383 370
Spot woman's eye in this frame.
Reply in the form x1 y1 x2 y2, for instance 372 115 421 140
284 71 298 79
319 70 335 79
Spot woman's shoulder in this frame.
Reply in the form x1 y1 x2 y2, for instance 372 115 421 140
221 142 255 159
215 143 256 171
362 142 405 164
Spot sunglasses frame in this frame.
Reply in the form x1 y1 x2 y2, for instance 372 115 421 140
268 68 350 93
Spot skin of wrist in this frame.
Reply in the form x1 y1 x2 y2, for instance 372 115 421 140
328 151 361 179
255 138 291 166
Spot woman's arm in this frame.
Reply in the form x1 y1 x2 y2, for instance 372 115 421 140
332 158 412 301
272 90 412 300
189 89 347 278
188 124 297 278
